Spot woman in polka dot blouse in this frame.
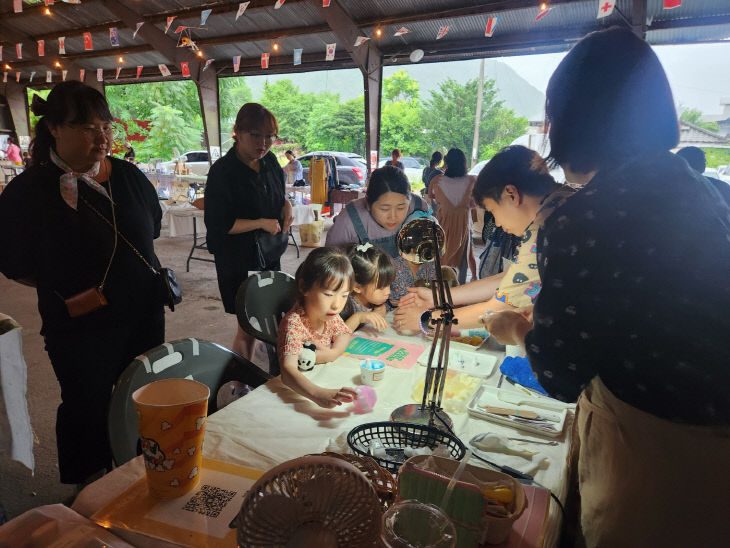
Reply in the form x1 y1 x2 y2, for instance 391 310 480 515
483 27 730 547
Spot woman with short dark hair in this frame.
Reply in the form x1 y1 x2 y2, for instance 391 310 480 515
427 147 476 284
205 103 293 357
483 27 730 547
0 81 164 486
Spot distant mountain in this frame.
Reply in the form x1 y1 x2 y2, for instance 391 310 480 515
245 58 546 121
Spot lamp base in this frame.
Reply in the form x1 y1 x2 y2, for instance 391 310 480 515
390 404 453 431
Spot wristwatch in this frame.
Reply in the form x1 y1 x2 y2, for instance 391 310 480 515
419 310 435 335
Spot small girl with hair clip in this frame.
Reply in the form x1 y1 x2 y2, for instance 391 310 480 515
341 242 395 332
277 247 358 409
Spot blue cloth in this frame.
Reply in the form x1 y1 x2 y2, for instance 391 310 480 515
499 356 548 395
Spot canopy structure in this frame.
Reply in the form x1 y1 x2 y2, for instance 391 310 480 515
2 0 729 166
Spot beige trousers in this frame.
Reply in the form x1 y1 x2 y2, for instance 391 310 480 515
576 377 730 548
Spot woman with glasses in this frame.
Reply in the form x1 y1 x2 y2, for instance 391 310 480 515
0 81 164 488
483 28 730 546
205 103 293 359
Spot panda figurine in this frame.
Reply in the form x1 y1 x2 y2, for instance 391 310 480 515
297 342 317 371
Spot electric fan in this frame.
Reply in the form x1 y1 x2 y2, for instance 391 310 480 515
230 455 383 547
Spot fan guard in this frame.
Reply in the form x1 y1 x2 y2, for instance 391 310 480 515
231 455 383 547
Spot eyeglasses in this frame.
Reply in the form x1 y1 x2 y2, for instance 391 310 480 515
245 131 278 143
66 124 118 139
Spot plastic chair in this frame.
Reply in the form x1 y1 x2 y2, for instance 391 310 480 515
107 338 271 466
235 271 296 377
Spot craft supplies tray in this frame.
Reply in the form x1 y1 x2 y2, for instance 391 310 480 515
467 382 572 438
417 344 499 378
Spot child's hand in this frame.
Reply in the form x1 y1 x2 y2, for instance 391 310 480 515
359 311 388 332
312 387 358 408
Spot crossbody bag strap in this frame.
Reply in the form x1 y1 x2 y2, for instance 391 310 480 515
80 194 159 276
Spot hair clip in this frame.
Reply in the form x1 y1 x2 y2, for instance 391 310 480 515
356 242 373 253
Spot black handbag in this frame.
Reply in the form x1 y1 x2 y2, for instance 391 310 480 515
255 230 289 270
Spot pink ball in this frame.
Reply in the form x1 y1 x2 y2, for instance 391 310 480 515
352 385 377 414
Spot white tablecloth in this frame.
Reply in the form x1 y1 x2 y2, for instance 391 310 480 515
72 325 572 547
168 208 206 238
290 204 317 226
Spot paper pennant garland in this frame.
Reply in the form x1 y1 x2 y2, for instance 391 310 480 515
2 73 7 84
115 66 121 79
535 6 551 21
136 65 143 78
597 0 615 18
16 71 21 83
62 70 68 81
233 55 241 72
293 48 302 65
63 0 81 4
274 0 286 9
38 40 45 57
30 71 36 83
325 43 336 61
323 0 331 6
45 0 55 5
13 0 22 14
59 37 66 54
261 52 270 69
79 68 85 81
46 71 52 83
485 17 499 37
97 68 104 81
203 59 214 71
110 27 120 47
174 26 186 34
16 43 23 59
663 0 681 8
181 61 191 77
236 2 250 20
133 22 144 39
0 46 3 61
159 64 171 76
394 27 410 37
165 16 176 34
83 32 93 51
354 36 369 47
436 26 449 40
201 9 212 25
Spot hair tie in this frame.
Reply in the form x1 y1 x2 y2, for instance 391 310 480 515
356 242 373 253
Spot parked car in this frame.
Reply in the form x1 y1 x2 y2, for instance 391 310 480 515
159 150 210 176
297 151 367 187
703 168 720 180
377 155 426 185
714 165 730 184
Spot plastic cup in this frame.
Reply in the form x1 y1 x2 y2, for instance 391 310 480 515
381 500 457 548
360 359 386 386
132 378 210 498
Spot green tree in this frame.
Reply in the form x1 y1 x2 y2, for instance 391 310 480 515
260 79 312 144
380 71 428 157
421 78 527 162
137 104 201 161
219 76 253 144
384 70 420 102
305 92 342 151
680 107 720 132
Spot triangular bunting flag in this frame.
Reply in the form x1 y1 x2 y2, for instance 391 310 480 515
16 43 23 59
133 22 144 39
323 0 331 6
181 61 191 77
597 0 616 18
236 2 250 20
325 43 336 61
45 0 54 5
535 5 552 21
46 71 52 83
261 52 270 69
2 73 7 84
394 27 410 37
13 0 22 14
38 40 45 57
436 26 449 40
16 71 21 83
110 27 120 47
293 48 302 66
159 64 171 77
165 17 176 34
274 0 285 9
485 17 499 37
354 36 369 47
83 32 93 51
136 66 143 78
203 59 214 71
663 0 681 7
62 70 67 81
115 66 121 79
201 9 212 26
97 68 103 81
59 37 66 54
30 71 36 83
79 68 85 81
233 55 241 72
0 46 3 61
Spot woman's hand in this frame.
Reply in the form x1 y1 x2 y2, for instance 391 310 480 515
312 387 357 408
482 310 532 346
259 218 281 234
281 202 294 234
398 287 434 310
393 305 426 333
358 311 388 332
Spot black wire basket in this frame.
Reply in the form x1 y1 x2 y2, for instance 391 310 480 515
347 421 466 473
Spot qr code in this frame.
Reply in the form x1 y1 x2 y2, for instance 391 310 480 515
182 484 237 518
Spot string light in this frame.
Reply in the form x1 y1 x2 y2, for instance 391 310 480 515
375 27 383 38
4 64 11 70
118 56 124 63
54 61 61 68
44 7 51 15
196 50 204 57
272 41 280 52
540 2 548 10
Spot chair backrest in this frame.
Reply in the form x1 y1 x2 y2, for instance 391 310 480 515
235 271 296 347
107 338 271 466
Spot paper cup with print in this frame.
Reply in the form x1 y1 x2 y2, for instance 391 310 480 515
132 378 210 498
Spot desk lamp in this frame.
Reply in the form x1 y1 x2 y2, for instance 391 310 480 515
390 216 455 430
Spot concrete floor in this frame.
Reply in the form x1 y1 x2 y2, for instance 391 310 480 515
1 219 482 520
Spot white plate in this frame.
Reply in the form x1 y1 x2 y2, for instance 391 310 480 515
467 382 571 438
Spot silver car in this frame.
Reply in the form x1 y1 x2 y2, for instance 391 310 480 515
298 151 367 187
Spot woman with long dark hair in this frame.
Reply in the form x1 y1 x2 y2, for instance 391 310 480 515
0 81 164 487
483 27 730 546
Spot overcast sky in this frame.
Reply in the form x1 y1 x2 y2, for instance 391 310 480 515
497 42 730 115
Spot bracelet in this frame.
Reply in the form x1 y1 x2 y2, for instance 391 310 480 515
419 310 434 335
